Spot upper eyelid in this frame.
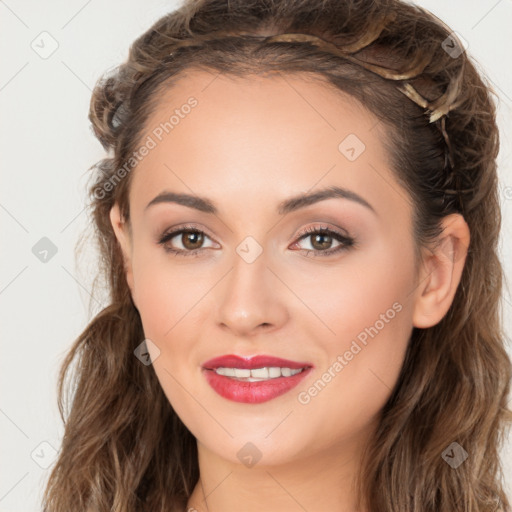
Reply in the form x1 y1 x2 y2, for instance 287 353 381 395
159 224 217 243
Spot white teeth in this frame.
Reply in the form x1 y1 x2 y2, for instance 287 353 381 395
216 367 237 377
268 367 281 378
251 367 269 379
214 366 304 380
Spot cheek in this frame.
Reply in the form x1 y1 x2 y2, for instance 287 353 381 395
294 240 415 428
132 260 201 341
132 266 170 338
131 256 209 404
130 245 218 369
294 234 415 347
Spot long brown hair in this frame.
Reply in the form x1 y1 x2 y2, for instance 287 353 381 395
42 0 512 510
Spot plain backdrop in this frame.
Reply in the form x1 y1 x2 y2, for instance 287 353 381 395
1 0 511 510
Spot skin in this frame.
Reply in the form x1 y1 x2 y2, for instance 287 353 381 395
110 69 470 512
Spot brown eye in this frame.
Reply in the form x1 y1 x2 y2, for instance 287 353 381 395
180 230 204 250
157 226 217 256
293 226 355 258
309 232 334 250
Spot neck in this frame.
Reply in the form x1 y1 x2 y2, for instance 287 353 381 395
185 431 372 512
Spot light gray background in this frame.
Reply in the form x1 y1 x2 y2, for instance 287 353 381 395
1 1 511 510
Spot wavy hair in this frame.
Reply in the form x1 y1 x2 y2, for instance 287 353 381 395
42 0 512 510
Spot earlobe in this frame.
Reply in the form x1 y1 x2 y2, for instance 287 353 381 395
412 214 470 329
109 203 135 294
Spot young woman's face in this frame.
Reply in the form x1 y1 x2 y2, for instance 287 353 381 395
113 69 426 468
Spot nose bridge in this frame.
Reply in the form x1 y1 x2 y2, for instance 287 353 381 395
214 240 288 335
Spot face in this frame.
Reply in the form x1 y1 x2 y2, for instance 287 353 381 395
110 69 439 468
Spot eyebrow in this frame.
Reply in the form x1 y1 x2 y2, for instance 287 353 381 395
145 185 377 216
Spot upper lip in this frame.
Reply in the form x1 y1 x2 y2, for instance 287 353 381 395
202 354 313 370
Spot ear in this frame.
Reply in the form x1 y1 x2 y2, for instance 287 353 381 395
110 203 135 295
412 213 470 328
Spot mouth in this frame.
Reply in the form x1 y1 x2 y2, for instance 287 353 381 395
201 354 313 403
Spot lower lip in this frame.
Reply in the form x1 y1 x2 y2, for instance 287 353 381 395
202 367 312 404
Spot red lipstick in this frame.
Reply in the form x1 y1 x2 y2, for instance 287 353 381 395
201 354 313 404
202 354 311 370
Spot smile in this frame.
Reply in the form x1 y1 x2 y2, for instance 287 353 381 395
201 354 314 403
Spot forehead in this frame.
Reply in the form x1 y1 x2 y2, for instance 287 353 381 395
147 67 380 138
128 68 408 223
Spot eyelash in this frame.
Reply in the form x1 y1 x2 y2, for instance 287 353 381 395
157 224 356 258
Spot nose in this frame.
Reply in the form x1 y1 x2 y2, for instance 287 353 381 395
215 251 289 338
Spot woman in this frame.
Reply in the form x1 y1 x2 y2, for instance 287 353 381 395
42 0 512 510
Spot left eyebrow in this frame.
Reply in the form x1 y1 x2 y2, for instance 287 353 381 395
277 185 377 216
144 185 377 216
